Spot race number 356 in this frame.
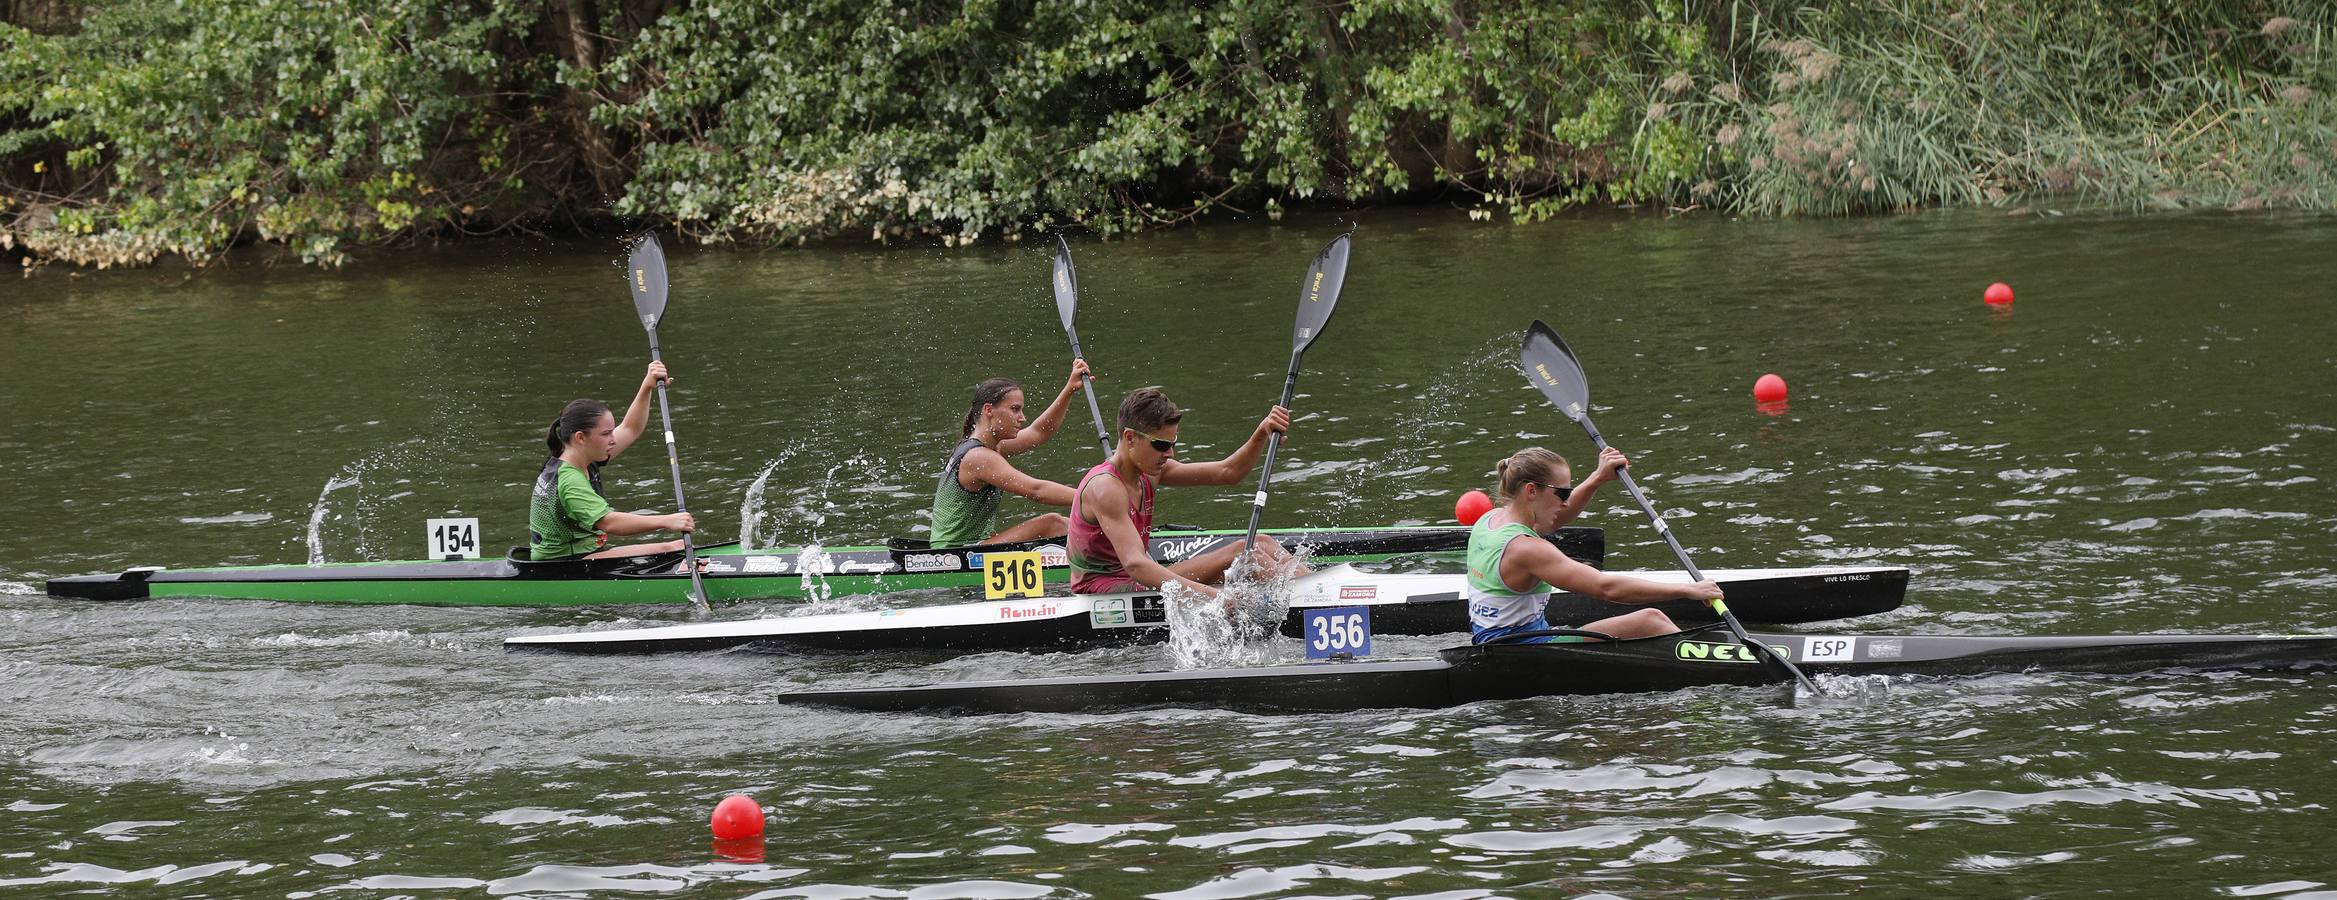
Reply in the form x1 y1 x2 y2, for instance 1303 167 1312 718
983 551 1044 599
1304 606 1372 659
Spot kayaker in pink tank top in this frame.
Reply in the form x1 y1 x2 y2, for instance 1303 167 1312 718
1069 386 1305 599
1068 461 1153 592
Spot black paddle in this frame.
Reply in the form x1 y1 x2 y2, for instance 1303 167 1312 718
623 232 711 615
1241 232 1353 555
1519 319 1820 695
1051 235 1114 458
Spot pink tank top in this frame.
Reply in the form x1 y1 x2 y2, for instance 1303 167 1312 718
1068 461 1154 592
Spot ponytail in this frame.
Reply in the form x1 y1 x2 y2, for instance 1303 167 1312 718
1493 447 1568 501
961 378 1022 437
547 399 612 457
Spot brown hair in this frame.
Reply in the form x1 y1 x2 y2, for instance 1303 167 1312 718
961 377 1022 437
1494 447 1570 501
1118 386 1183 435
547 399 612 457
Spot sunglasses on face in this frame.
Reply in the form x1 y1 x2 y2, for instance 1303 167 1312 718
1532 482 1573 501
1131 429 1177 453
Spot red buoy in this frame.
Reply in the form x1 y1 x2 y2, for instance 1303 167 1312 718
1753 373 1788 404
710 795 764 841
1455 490 1493 526
1984 282 2014 306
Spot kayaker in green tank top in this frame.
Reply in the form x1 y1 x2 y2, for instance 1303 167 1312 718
1466 446 1720 644
527 361 697 561
929 361 1091 546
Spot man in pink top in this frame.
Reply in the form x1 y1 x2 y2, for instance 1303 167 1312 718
1069 387 1296 599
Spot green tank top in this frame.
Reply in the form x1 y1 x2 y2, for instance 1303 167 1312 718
529 458 611 560
930 438 1003 547
1466 518 1551 632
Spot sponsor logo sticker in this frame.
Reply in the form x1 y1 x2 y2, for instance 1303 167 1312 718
1339 585 1378 601
1674 640 1792 664
1152 536 1224 562
998 603 1059 620
901 552 960 573
1090 597 1133 627
1035 544 1069 567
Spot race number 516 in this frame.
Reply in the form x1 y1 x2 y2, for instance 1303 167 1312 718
1304 606 1371 659
426 517 481 560
983 551 1043 599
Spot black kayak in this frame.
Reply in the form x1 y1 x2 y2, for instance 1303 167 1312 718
766 625 2337 715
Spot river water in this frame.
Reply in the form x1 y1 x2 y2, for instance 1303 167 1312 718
3 208 2334 897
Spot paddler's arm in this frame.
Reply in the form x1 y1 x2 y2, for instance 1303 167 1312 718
1548 446 1627 528
1507 532 1720 605
1159 405 1290 487
595 509 696 537
1002 359 1089 456
608 360 671 462
961 446 1075 507
1087 475 1216 598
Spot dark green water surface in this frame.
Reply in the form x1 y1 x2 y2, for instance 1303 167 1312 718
3 208 2334 897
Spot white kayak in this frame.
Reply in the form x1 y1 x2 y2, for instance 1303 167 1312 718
504 563 1910 654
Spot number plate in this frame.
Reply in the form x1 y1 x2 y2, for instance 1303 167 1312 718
982 551 1044 600
426 517 481 560
1302 606 1372 659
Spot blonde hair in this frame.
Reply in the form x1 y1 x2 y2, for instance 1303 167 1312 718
1494 447 1571 501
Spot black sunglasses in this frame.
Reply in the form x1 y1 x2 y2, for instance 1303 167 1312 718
1131 428 1177 453
1532 482 1573 500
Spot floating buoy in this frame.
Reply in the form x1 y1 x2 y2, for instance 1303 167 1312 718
710 795 764 841
1984 282 2014 306
1753 373 1788 404
1455 490 1493 526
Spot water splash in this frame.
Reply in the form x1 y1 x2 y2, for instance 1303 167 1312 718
738 442 808 550
1321 336 1507 519
793 544 836 603
1163 548 1311 669
743 446 879 549
1800 673 1898 705
300 433 468 564
305 472 362 565
739 460 785 551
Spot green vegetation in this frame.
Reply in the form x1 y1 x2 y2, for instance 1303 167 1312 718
2 0 2330 269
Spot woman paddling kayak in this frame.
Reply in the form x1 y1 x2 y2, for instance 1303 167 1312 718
1469 447 1719 643
528 361 697 560
929 360 1091 546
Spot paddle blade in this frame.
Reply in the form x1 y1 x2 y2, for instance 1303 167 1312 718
1052 234 1079 331
625 232 670 331
1521 320 1593 424
1292 232 1352 351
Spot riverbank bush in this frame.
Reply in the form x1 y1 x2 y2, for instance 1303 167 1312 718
2 0 2329 269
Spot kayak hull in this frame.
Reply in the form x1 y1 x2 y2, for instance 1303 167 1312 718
47 525 1593 607
503 565 1911 654
766 628 2337 715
